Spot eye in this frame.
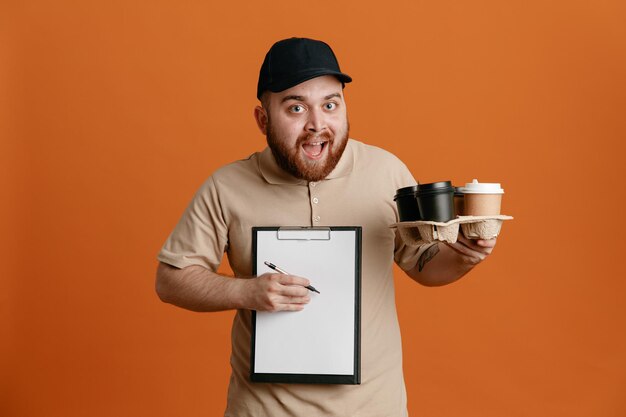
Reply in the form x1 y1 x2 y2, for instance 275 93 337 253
289 104 305 113
324 102 337 110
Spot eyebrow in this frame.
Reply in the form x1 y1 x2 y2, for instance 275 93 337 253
281 95 304 103
324 93 342 100
281 93 342 104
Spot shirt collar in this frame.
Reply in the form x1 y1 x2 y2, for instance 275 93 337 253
258 139 355 185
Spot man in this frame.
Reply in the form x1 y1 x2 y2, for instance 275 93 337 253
156 37 496 416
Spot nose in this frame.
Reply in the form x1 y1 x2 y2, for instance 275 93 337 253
304 107 326 133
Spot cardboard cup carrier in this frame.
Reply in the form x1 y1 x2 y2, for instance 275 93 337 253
393 179 512 245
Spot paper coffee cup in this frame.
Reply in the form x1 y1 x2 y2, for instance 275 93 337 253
458 179 504 216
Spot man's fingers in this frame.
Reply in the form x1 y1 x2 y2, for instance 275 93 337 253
446 241 484 259
253 274 314 312
445 233 499 266
476 238 497 248
456 234 495 255
270 296 310 312
280 284 310 297
278 274 311 288
276 303 306 312
282 295 310 304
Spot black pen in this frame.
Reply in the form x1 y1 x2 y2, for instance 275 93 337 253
264 261 321 294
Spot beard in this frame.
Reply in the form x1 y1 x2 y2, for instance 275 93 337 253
266 120 350 182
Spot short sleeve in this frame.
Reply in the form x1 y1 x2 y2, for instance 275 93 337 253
157 176 228 271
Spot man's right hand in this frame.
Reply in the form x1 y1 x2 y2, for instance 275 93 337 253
156 263 311 313
243 273 311 312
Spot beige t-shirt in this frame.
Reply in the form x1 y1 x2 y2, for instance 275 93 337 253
159 139 430 417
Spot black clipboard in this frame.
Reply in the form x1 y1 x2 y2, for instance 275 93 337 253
251 226 362 384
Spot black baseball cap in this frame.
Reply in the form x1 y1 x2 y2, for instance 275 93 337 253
257 37 352 100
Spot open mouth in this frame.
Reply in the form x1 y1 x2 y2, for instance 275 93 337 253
301 141 328 160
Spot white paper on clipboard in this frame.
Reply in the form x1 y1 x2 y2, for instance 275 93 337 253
251 226 362 384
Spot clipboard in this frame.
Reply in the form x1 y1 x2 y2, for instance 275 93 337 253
251 226 362 384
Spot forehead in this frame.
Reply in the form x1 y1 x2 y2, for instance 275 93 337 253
270 75 344 103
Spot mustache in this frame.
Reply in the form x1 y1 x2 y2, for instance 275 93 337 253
296 131 333 145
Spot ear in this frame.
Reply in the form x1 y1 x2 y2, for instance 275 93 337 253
254 106 268 135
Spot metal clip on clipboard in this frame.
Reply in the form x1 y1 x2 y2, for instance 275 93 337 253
276 227 331 241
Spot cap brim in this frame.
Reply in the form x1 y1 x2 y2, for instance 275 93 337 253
265 69 352 94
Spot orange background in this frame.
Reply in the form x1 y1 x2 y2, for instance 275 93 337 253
2 1 625 416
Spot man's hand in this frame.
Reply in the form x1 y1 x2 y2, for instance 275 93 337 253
156 263 311 313
407 235 497 287
445 234 497 265
243 273 311 312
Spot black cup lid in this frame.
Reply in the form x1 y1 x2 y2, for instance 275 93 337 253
417 181 453 193
394 185 419 199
